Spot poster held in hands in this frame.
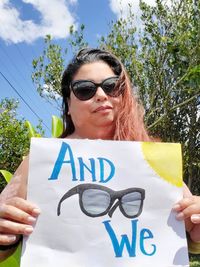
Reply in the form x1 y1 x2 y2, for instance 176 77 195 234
20 138 189 267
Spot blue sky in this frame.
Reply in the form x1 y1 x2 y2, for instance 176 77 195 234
0 0 149 136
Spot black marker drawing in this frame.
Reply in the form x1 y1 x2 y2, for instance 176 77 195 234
57 183 145 219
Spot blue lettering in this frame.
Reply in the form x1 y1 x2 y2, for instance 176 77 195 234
103 219 137 257
49 142 77 181
78 158 96 182
103 219 156 258
98 158 115 183
49 142 115 183
140 229 156 256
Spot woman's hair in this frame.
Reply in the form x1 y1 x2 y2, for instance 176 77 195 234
60 48 151 141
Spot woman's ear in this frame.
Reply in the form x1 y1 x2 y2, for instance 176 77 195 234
67 97 71 115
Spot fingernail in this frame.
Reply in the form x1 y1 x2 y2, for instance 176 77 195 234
27 216 36 223
32 208 41 216
173 204 181 211
176 212 184 220
24 226 33 235
191 214 200 222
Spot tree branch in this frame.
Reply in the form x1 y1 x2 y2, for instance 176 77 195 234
148 92 200 129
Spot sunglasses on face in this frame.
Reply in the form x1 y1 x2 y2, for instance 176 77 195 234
57 184 145 219
70 76 121 101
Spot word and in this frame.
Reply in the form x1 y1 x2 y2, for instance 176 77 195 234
49 142 115 183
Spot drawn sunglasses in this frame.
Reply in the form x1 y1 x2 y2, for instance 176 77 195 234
70 76 121 101
57 184 145 219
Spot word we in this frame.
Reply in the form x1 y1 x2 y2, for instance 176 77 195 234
103 219 156 257
49 142 115 183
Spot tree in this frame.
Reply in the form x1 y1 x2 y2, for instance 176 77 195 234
32 25 88 108
100 0 200 193
31 0 199 193
0 98 43 192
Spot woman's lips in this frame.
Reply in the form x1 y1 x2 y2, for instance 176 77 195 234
94 105 112 113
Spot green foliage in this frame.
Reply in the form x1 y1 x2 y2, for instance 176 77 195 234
0 99 30 192
190 260 200 267
0 99 62 192
0 98 44 192
25 121 41 138
32 35 64 106
24 115 63 138
0 170 13 183
0 244 21 267
100 0 200 193
32 25 88 107
190 255 200 266
51 115 63 138
68 24 88 54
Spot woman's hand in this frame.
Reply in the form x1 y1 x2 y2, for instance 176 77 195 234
0 197 40 246
0 156 40 246
173 183 200 242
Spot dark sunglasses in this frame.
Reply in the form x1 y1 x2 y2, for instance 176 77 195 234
57 184 145 219
70 76 121 101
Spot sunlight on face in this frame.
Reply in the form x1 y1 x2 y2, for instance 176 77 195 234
68 61 122 139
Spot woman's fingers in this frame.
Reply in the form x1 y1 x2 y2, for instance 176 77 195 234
0 234 17 245
0 218 33 246
1 197 41 217
0 219 33 236
0 197 41 223
0 204 37 225
191 214 200 224
0 197 40 245
173 196 200 221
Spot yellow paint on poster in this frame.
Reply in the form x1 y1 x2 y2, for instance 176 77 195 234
142 142 182 187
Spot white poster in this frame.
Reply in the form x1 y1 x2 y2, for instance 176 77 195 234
20 138 189 267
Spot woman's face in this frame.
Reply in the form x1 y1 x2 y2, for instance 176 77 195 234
68 61 122 139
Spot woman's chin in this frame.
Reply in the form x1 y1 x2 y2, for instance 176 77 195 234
95 112 115 124
94 118 114 128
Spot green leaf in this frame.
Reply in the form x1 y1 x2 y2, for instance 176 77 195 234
0 256 18 267
0 170 13 183
25 121 41 138
0 243 21 267
51 115 63 137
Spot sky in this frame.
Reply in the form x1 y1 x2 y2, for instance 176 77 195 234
0 0 154 136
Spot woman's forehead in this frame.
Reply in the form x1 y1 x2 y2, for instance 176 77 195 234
73 61 115 82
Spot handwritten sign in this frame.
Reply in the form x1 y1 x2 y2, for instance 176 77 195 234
20 138 189 267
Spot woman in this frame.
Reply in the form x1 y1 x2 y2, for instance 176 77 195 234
0 48 200 258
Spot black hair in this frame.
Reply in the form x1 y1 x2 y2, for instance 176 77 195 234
60 48 122 137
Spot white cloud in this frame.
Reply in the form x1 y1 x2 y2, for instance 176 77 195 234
68 0 77 4
0 0 77 44
109 0 156 20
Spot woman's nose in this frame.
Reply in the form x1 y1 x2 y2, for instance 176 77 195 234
95 86 108 102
